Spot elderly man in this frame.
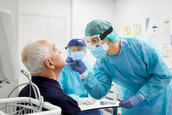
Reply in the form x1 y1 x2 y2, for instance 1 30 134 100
19 40 81 115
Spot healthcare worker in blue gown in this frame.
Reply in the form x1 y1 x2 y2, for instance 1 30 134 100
66 19 172 115
58 38 103 115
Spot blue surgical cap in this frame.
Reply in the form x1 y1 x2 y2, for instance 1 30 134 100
67 39 86 47
85 19 119 41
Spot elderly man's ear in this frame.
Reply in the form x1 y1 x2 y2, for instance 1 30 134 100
44 58 55 69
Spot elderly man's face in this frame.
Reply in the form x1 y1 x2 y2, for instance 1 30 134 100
40 40 66 70
50 43 66 69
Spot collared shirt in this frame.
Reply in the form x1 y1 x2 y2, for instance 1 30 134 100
19 76 81 115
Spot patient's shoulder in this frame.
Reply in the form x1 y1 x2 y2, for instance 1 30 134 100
42 88 78 107
18 84 31 97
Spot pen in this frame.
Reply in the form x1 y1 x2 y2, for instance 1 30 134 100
117 98 123 102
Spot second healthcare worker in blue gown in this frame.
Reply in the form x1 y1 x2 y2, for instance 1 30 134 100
58 39 103 115
66 19 172 115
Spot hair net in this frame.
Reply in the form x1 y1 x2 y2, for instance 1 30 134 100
85 19 119 41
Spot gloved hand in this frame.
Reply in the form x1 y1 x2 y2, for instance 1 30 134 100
119 93 144 109
77 97 96 105
66 56 87 74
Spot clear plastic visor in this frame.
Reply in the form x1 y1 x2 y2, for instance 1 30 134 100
83 35 101 48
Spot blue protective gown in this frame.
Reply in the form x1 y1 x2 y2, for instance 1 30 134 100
58 60 103 115
58 60 92 100
81 36 172 115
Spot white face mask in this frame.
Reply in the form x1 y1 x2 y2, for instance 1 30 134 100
90 42 109 59
71 52 85 60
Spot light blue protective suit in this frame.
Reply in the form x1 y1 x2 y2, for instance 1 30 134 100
81 36 172 115
58 60 103 115
58 60 92 100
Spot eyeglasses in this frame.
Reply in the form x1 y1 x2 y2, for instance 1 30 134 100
83 35 102 48
83 27 113 48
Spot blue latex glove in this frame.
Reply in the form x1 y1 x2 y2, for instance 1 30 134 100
119 93 144 109
66 56 87 74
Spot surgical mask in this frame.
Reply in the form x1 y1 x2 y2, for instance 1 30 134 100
90 42 109 59
71 52 85 60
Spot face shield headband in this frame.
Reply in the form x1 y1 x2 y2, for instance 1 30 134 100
99 26 113 40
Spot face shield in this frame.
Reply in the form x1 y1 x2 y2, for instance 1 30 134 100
65 39 87 56
67 46 87 56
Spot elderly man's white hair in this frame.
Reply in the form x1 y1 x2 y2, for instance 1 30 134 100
21 40 52 75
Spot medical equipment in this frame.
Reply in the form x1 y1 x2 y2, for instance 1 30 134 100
83 35 102 48
67 39 86 48
0 9 61 115
100 100 117 105
90 42 109 59
0 97 61 115
0 9 20 83
68 56 73 62
117 98 123 102
77 97 95 105
0 70 61 115
71 52 85 60
65 39 87 56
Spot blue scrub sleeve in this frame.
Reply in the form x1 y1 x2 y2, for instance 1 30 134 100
81 59 112 99
138 52 172 101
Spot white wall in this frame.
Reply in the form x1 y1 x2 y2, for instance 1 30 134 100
18 0 72 87
0 0 18 98
72 0 116 38
19 0 72 57
112 0 172 26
